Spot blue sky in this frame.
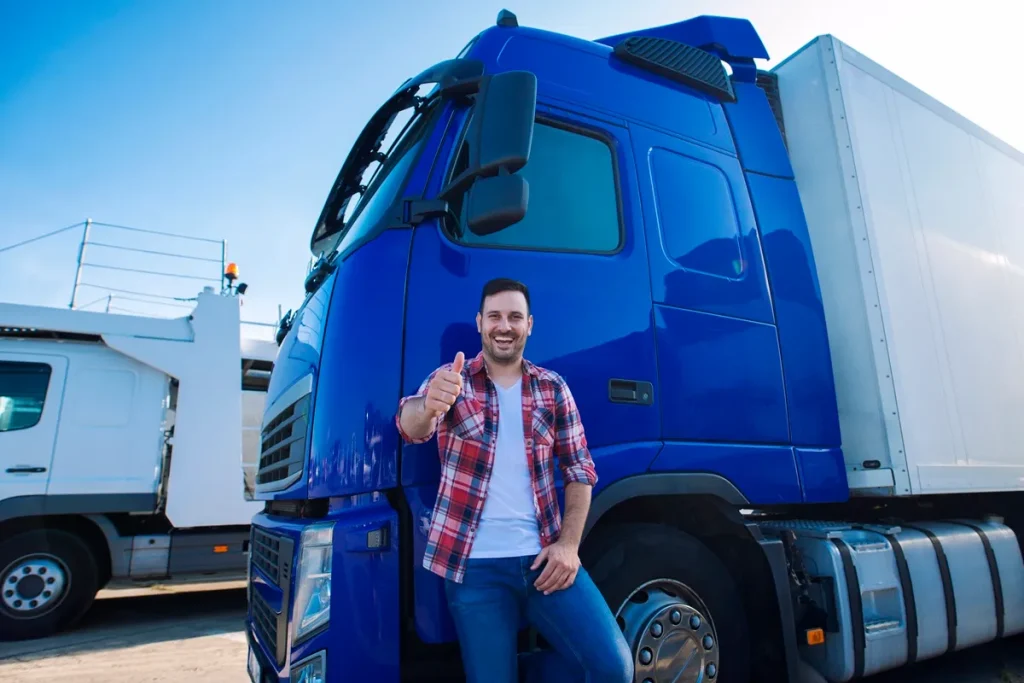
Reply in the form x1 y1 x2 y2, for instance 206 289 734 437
1 0 1021 333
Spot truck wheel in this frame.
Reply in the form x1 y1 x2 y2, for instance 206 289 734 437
582 523 751 683
0 529 99 640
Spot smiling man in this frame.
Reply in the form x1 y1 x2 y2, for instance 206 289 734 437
395 277 633 683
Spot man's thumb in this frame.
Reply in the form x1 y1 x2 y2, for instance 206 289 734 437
452 351 465 374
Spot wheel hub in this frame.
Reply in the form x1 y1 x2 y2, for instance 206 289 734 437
2 557 67 614
617 580 718 683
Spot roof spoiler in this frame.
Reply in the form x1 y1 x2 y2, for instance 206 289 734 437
597 15 769 82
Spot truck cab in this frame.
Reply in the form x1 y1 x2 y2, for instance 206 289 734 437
246 10 1024 683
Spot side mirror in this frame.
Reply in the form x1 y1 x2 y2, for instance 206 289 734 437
441 70 537 234
468 70 537 179
465 175 529 235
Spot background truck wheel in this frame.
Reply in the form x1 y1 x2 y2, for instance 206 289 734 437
582 523 751 683
0 529 100 640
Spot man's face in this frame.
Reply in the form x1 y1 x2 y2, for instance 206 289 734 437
476 290 533 365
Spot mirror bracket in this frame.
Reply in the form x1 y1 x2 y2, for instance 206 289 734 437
403 199 452 226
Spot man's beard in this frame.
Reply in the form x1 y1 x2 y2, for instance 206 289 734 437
483 333 524 365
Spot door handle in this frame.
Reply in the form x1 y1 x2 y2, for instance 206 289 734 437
608 379 653 405
6 466 46 474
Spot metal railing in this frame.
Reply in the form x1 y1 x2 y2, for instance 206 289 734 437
0 218 227 315
2 219 286 337
66 218 227 315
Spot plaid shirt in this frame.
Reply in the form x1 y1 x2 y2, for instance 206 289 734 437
396 351 598 583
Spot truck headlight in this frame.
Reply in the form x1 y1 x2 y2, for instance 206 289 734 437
291 522 333 644
290 650 326 683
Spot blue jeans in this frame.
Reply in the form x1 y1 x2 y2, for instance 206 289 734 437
444 555 634 683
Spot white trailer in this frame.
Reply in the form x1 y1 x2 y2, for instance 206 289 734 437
776 35 1024 497
0 286 276 640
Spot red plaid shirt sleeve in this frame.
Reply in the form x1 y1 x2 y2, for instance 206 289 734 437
395 366 445 445
553 376 598 486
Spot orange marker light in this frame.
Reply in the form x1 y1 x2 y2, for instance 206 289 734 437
225 263 239 279
806 628 825 646
214 545 229 553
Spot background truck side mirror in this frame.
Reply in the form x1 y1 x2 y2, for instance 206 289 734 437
441 70 537 235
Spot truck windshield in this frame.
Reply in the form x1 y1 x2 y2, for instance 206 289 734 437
314 85 437 257
309 57 485 258
334 104 432 256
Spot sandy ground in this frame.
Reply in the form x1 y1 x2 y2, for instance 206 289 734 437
0 584 250 682
0 582 1020 683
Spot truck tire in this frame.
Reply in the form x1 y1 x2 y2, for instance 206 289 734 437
581 523 751 683
0 529 100 640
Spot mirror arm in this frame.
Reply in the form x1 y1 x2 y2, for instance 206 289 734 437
438 170 476 202
439 161 519 202
403 199 454 226
438 75 485 99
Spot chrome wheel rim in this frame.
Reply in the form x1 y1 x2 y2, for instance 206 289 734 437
1 555 69 617
616 579 719 683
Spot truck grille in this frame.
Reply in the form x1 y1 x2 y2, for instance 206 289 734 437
251 527 293 587
248 528 293 667
256 393 309 491
250 590 282 664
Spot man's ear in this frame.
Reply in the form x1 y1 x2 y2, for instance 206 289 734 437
476 312 482 334
527 314 533 336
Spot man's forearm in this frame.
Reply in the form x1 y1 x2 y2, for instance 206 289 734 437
399 396 438 441
558 481 592 550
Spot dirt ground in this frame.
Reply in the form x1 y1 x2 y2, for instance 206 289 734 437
0 583 1021 682
0 584 249 682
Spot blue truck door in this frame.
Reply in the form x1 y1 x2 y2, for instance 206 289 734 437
399 105 659 643
630 124 802 504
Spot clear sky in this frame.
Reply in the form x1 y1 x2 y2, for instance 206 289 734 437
1 0 1021 334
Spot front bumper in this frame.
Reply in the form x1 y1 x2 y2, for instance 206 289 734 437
247 625 274 682
247 626 326 683
246 496 401 683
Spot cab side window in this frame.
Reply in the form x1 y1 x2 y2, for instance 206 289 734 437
0 361 52 432
448 120 622 253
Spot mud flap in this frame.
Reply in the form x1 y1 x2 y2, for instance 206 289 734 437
750 523 802 683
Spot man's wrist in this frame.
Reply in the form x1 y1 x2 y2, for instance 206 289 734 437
398 395 438 443
555 532 582 552
402 396 430 420
406 395 424 415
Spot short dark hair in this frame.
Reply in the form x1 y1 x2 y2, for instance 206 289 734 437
479 278 530 313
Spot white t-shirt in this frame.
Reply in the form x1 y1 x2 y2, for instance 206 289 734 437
468 378 542 558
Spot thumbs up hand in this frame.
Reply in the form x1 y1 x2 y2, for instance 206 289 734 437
424 352 465 418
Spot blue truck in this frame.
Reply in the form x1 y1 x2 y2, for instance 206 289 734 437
246 10 1024 683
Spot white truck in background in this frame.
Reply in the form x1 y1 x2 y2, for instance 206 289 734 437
0 285 276 640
